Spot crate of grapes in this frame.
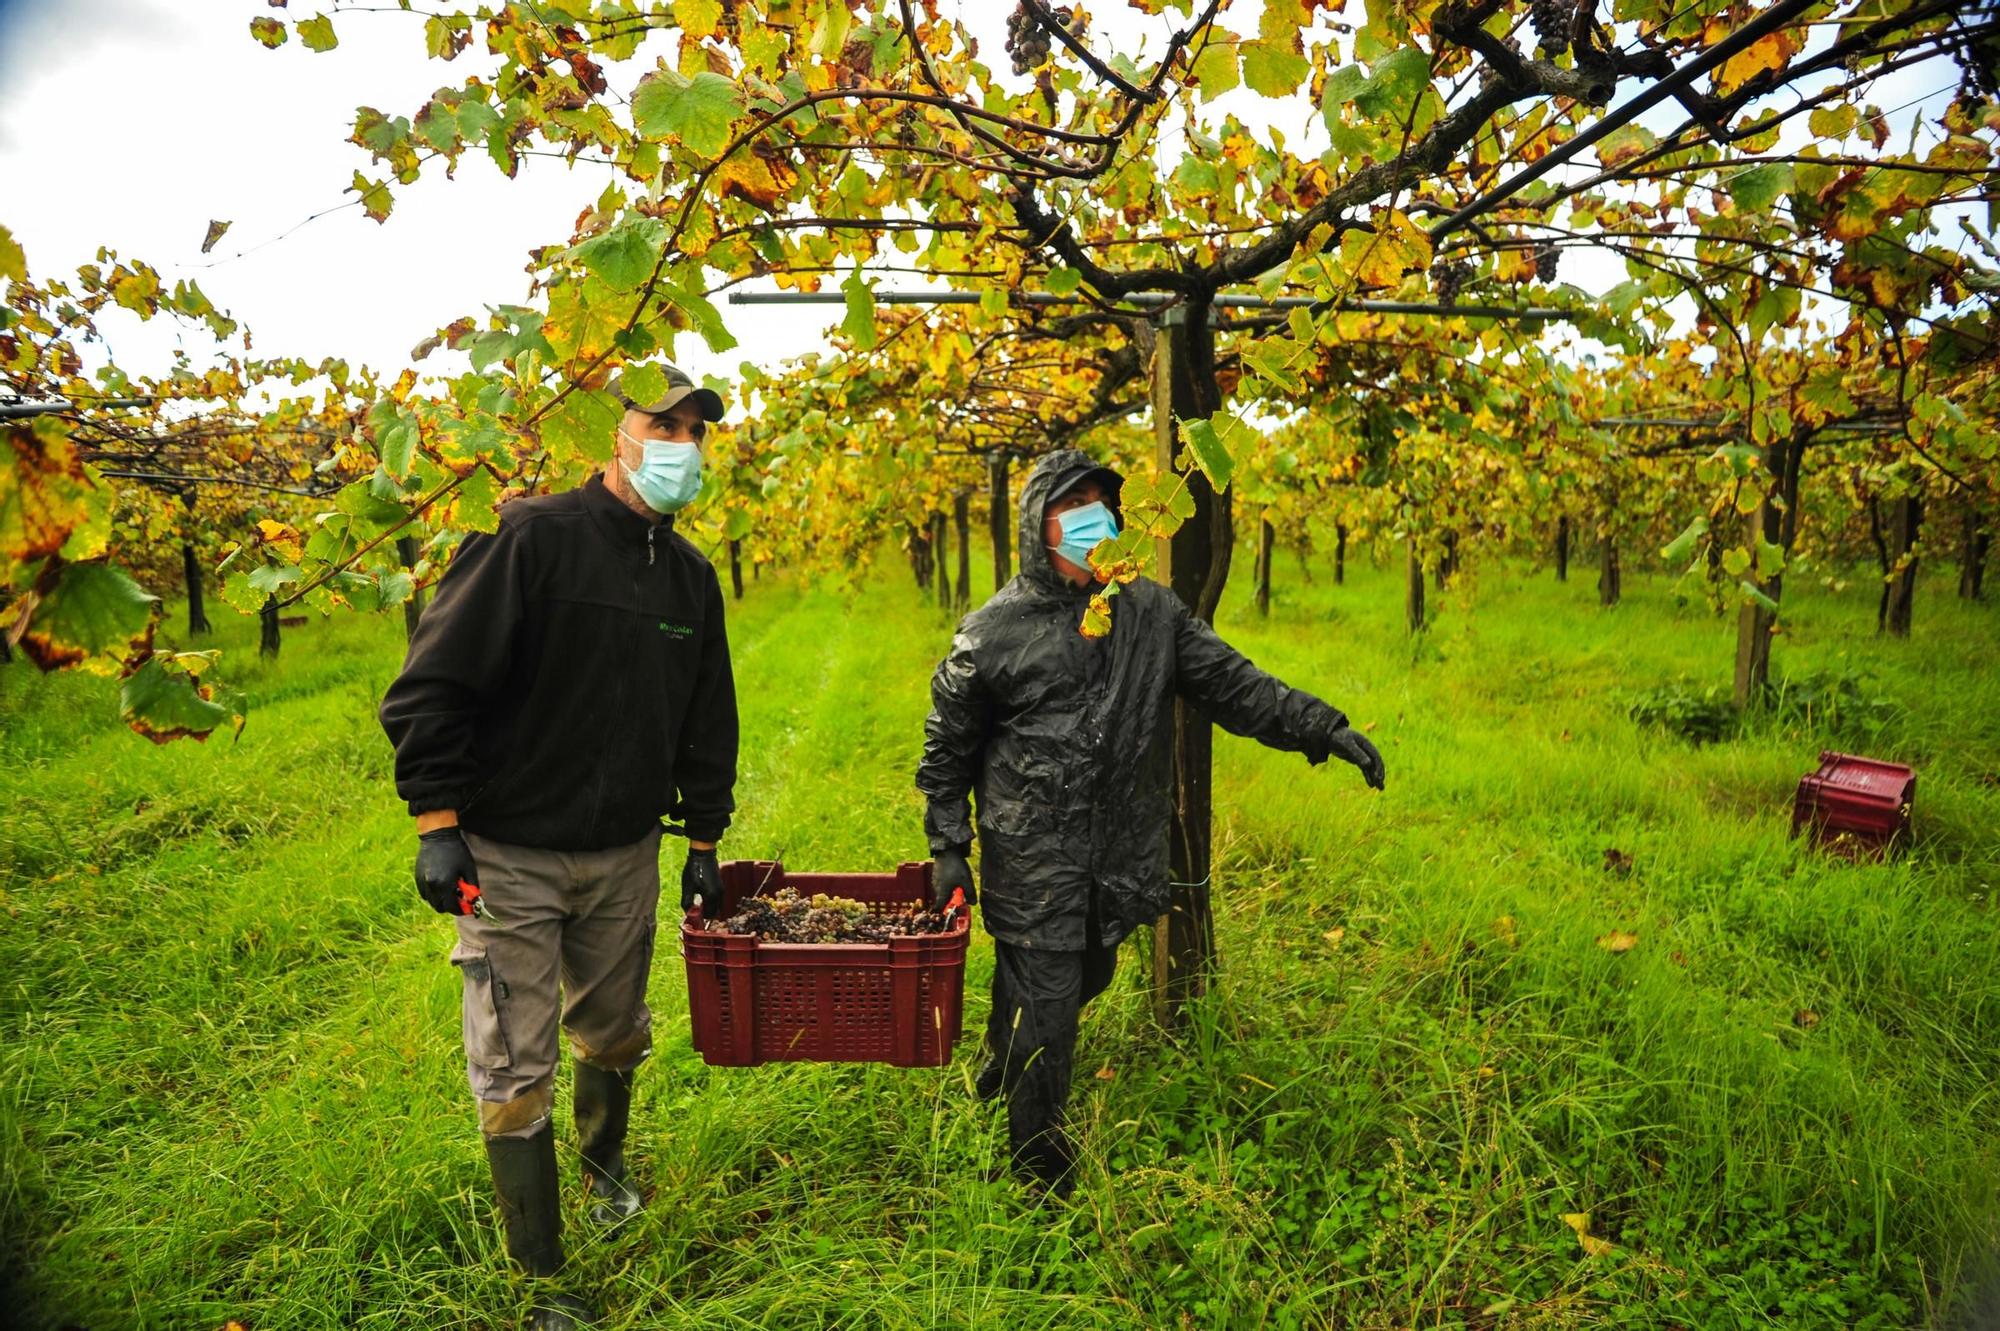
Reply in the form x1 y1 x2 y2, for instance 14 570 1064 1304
680 860 970 1068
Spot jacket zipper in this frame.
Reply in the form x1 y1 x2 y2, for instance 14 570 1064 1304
647 525 656 566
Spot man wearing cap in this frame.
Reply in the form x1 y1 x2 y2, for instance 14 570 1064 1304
380 363 736 1329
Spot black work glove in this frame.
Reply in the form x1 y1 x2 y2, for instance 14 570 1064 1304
416 826 480 916
681 847 723 915
1328 726 1387 790
932 847 976 910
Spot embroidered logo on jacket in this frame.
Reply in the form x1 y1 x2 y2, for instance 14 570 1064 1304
657 621 695 639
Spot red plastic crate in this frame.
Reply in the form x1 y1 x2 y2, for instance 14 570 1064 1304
1790 751 1915 858
680 860 969 1067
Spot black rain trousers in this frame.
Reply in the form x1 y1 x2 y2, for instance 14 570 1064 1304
987 909 1117 1182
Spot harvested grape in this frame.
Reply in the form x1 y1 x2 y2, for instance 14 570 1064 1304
708 888 955 942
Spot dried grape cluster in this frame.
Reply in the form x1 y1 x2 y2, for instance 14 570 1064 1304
1431 258 1474 305
1534 242 1560 282
1530 0 1572 56
709 889 953 943
1006 2 1084 76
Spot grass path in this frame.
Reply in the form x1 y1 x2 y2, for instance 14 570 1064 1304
1 552 1995 1329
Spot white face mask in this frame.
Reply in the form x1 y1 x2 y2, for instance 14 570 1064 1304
617 427 703 514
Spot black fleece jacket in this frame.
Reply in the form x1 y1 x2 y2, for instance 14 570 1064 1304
379 474 737 851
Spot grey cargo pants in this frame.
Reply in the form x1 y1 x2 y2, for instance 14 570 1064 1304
452 827 663 1138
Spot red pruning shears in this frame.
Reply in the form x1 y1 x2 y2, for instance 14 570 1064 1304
458 878 491 919
945 887 967 922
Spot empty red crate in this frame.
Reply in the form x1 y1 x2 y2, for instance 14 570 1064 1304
680 860 969 1067
1790 751 1915 857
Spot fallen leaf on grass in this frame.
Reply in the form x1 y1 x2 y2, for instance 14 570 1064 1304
1603 848 1634 875
1793 1008 1820 1030
1562 1211 1617 1257
1362 720 1378 733
1670 950 1688 967
1323 927 1346 946
1491 915 1517 946
1095 1064 1116 1081
1596 929 1639 953
1559 728 1573 742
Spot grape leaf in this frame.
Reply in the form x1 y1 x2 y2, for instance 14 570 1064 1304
16 560 158 673
120 654 244 744
632 69 744 158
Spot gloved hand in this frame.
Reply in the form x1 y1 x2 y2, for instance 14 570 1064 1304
932 847 976 910
416 826 480 916
681 847 723 915
1328 726 1387 790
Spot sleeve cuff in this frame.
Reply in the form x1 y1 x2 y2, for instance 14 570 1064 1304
406 793 468 816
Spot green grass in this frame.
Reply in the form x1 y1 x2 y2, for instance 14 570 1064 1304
2 548 1996 1330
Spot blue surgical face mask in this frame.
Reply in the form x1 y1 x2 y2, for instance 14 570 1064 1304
618 428 703 514
1049 500 1119 572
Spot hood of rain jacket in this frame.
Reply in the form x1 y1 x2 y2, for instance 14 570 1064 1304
915 448 1352 949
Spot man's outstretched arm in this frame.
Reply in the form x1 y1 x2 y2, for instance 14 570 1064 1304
1172 602 1385 789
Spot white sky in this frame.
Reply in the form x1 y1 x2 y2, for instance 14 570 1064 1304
0 1 1966 397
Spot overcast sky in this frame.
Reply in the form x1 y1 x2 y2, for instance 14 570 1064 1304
0 1 1964 397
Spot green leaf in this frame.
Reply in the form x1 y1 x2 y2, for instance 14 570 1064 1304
1240 40 1308 97
572 218 665 292
455 466 503 534
249 16 287 48
1044 266 1083 297
1722 546 1751 577
723 508 753 540
0 224 24 284
540 388 622 464
1188 38 1239 102
351 172 393 224
247 563 302 596
120 655 243 743
296 14 338 52
841 270 877 351
1738 579 1781 614
619 362 669 408
1319 64 1367 130
1727 162 1792 212
660 280 737 353
335 479 410 536
1178 416 1237 491
1354 47 1429 121
1659 515 1709 563
1755 536 1786 579
16 560 158 672
632 69 744 158
808 0 851 59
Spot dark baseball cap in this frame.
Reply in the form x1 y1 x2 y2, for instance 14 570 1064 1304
610 361 726 423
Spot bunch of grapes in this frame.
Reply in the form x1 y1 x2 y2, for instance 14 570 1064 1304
1530 0 1572 56
1533 242 1560 283
711 889 950 943
1006 2 1085 77
1430 259 1473 306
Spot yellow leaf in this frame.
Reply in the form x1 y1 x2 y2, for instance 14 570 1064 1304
1324 926 1346 946
1495 247 1535 284
1562 1212 1617 1257
1596 929 1638 953
1491 915 1517 947
1715 32 1795 96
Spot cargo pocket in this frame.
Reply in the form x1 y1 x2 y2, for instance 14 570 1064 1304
450 941 514 1070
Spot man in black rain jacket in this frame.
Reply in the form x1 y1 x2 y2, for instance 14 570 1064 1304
916 448 1384 1196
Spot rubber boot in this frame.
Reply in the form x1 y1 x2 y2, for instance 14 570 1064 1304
485 1127 592 1329
973 1052 1004 1103
573 1063 642 1226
